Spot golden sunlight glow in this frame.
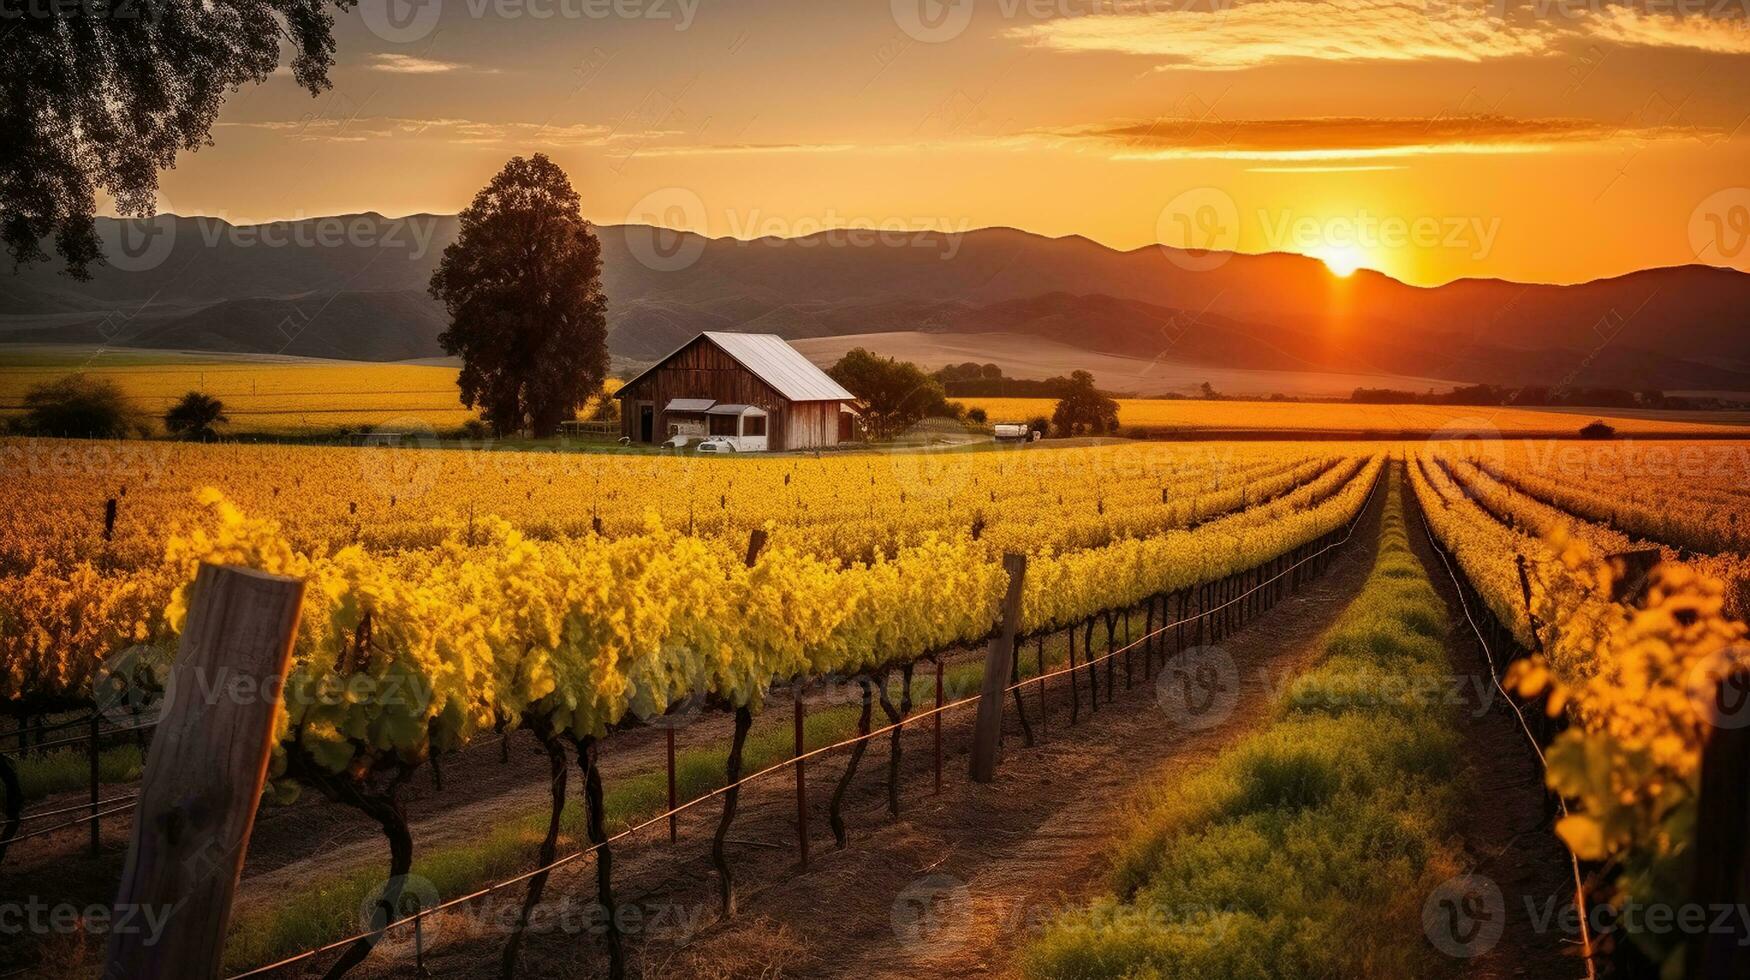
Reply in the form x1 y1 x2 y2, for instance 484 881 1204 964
1312 245 1367 277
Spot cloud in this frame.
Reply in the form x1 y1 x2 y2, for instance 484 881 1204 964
1043 114 1724 160
367 53 495 74
1005 0 1552 69
217 116 667 147
1585 7 1750 55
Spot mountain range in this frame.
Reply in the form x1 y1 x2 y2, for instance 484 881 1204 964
2 213 1747 392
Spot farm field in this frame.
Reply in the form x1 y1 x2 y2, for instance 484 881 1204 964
962 396 1750 436
4 434 1750 978
0 346 478 432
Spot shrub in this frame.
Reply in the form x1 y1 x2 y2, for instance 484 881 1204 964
1579 419 1616 439
19 374 145 438
163 391 228 441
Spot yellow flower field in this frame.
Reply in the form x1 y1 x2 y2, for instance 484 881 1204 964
963 397 1750 436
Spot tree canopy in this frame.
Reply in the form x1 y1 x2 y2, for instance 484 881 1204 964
827 348 955 439
163 392 228 440
1050 370 1119 436
2 0 348 278
429 154 610 438
17 375 142 437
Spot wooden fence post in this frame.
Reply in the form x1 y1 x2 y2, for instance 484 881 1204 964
794 684 808 867
104 564 304 980
1687 669 1750 979
970 554 1026 784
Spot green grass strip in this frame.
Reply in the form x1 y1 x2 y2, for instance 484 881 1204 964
1021 466 1469 980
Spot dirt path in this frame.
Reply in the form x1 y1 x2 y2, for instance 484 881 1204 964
1404 483 1586 980
336 484 1390 980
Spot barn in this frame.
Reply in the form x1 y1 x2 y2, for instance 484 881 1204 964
617 332 858 451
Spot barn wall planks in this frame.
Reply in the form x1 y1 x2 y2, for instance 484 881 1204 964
618 336 846 450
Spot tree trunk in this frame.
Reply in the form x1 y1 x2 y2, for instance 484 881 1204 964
712 706 754 916
500 732 567 980
319 775 413 980
577 736 624 979
830 679 874 847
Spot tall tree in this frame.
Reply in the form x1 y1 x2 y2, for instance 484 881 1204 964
2 0 349 278
429 155 609 438
1051 370 1119 436
827 348 954 439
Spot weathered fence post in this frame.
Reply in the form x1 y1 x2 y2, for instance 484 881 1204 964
104 564 304 980
1687 668 1750 979
89 711 101 855
970 554 1027 783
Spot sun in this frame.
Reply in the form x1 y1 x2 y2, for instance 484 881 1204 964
1311 245 1368 278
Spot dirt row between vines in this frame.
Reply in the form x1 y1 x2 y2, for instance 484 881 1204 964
323 485 1393 979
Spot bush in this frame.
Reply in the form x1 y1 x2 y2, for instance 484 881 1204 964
1579 419 1616 439
18 374 145 438
1027 415 1051 439
966 406 988 425
163 391 228 441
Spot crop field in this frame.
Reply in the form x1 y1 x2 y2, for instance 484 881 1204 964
0 348 478 432
963 396 1750 436
5 435 1750 978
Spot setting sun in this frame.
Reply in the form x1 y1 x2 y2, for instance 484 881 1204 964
1313 245 1368 277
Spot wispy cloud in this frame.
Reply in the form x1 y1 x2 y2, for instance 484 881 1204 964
367 53 495 74
1005 0 1552 69
1586 7 1750 55
217 116 669 147
1005 0 1750 69
1043 114 1725 160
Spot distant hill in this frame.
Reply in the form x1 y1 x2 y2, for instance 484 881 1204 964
3 213 1747 391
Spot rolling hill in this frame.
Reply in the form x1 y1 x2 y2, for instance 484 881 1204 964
3 214 1748 392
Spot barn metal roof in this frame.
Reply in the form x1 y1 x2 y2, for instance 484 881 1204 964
702 332 855 402
706 403 766 415
621 331 855 404
664 398 716 412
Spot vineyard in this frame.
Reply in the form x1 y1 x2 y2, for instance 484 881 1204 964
5 434 1750 977
2 436 1382 976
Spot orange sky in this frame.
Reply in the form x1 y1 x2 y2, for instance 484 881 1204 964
117 0 1750 286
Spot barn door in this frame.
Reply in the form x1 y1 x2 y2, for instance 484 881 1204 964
639 404 654 442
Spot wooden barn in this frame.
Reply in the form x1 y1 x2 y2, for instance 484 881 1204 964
617 332 858 451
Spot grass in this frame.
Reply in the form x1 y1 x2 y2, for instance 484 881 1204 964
221 629 1110 969
1020 465 1469 980
14 743 145 800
